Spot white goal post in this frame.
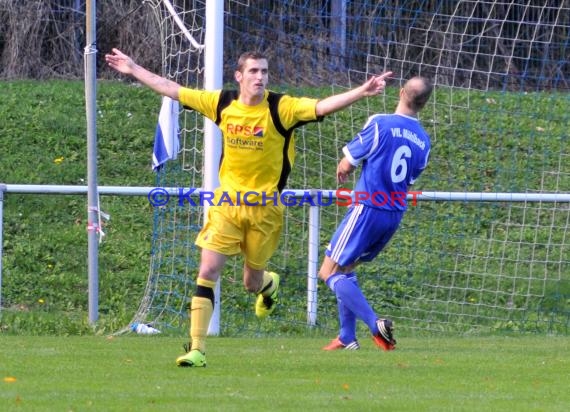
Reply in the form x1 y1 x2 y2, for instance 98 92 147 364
124 0 570 337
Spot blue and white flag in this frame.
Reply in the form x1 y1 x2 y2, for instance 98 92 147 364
152 96 180 170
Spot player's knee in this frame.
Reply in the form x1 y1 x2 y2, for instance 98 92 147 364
318 269 330 282
197 264 222 281
319 257 341 282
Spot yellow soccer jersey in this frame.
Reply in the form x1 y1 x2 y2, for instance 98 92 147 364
178 88 321 202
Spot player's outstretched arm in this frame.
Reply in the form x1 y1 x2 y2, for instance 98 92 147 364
315 71 393 117
105 48 181 101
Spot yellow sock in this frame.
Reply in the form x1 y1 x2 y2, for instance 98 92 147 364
258 271 277 296
189 278 216 353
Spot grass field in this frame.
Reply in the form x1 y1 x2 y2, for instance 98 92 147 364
0 80 568 411
1 335 569 411
1 80 568 335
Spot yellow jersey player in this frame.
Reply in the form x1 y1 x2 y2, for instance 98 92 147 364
105 47 391 367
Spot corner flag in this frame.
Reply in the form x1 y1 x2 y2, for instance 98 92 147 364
152 96 180 170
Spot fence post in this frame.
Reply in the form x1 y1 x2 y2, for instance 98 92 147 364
307 191 320 326
0 183 6 310
85 0 99 324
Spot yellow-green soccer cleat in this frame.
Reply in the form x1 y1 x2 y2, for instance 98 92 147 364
255 272 280 319
176 349 206 367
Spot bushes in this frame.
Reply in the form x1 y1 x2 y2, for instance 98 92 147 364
0 0 160 79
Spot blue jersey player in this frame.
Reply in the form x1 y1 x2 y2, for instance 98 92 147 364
320 76 433 351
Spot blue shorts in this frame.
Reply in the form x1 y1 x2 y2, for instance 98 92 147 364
325 204 403 267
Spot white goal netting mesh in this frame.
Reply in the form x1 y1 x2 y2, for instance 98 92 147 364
129 0 569 336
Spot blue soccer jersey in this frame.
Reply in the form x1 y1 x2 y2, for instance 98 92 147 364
342 113 431 211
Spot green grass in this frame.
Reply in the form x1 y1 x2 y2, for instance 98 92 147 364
1 335 568 411
0 80 158 333
0 79 568 336
0 79 568 409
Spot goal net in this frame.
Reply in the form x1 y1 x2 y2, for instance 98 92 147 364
129 0 569 336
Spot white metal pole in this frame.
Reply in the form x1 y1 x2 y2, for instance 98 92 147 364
307 194 320 326
204 0 224 335
0 184 5 311
4 186 570 203
331 0 347 68
85 0 99 323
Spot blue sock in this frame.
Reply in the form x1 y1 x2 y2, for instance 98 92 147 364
326 272 379 335
337 273 357 344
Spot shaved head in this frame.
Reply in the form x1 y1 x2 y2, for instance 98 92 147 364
402 76 433 111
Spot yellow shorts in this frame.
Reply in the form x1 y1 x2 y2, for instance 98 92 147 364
195 203 284 270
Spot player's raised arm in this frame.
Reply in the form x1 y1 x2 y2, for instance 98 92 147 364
105 48 181 100
315 71 393 117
